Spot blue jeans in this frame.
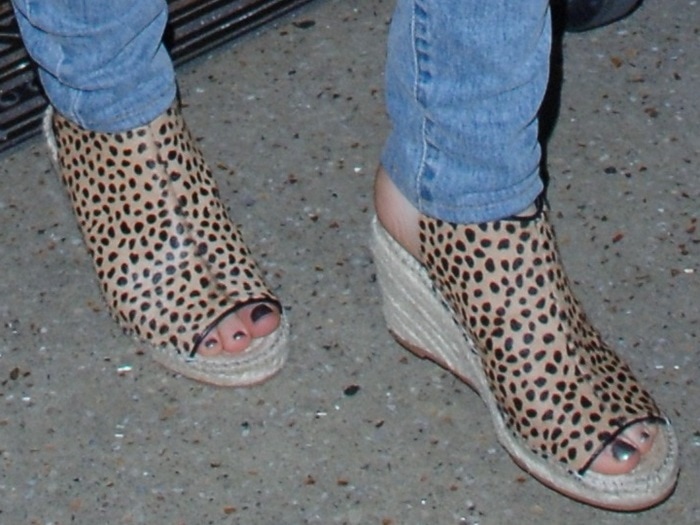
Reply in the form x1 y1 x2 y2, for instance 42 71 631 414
12 0 175 132
14 0 551 223
381 0 551 223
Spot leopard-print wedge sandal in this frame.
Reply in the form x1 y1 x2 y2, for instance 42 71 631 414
45 103 288 386
370 206 679 510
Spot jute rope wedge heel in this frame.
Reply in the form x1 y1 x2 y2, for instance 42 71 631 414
370 207 679 510
45 103 288 386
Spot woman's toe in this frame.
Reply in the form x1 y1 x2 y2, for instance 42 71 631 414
589 438 641 475
588 422 659 475
238 302 282 339
196 313 250 356
196 302 281 356
622 422 658 455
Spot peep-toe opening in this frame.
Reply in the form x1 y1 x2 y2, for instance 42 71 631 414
577 415 670 476
370 213 680 509
190 297 283 358
47 102 289 385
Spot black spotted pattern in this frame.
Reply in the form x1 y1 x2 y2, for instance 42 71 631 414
419 211 661 472
53 104 277 356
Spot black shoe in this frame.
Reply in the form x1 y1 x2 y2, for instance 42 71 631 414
565 0 642 32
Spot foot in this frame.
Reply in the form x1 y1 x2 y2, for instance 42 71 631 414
50 103 288 384
374 167 659 476
196 303 281 357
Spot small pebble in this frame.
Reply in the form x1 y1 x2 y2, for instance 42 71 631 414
343 384 361 396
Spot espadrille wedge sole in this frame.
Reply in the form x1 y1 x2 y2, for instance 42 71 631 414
370 215 679 510
46 103 288 386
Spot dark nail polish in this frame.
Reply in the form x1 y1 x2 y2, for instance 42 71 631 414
611 440 637 462
251 304 273 323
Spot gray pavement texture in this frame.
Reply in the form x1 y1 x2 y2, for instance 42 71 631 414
1 1 699 523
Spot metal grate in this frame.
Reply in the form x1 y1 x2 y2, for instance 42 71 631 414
0 0 315 152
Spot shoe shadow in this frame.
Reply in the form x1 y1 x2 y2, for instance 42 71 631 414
538 1 567 194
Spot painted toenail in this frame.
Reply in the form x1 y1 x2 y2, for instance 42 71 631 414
640 430 652 442
233 331 246 341
251 304 273 323
611 440 637 462
204 338 217 349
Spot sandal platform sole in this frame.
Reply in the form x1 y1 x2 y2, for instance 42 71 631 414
370 216 679 510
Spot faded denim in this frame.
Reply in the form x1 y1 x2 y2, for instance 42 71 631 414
12 0 175 132
381 0 551 223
